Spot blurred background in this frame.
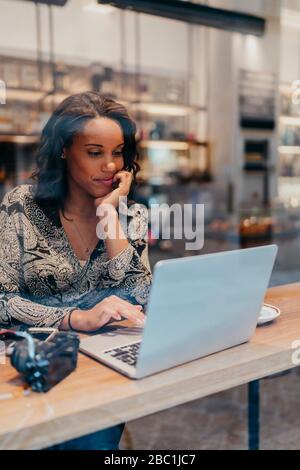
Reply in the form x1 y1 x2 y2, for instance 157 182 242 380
2 0 300 283
1 0 300 448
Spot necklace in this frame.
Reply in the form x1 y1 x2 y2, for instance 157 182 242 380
72 219 97 256
60 210 98 257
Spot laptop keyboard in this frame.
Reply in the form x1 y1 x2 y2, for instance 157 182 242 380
104 341 141 367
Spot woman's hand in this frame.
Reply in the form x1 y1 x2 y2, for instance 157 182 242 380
67 295 145 332
94 170 133 210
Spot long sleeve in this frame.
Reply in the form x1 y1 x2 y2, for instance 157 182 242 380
0 188 153 326
0 202 75 328
99 203 152 306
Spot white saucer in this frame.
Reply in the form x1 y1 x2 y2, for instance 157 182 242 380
257 303 281 326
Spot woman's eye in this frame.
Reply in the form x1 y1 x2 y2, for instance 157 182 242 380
88 150 123 158
88 151 101 157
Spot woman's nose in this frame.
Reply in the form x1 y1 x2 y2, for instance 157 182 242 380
103 161 116 172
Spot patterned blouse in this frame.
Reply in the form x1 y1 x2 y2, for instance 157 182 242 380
0 184 152 328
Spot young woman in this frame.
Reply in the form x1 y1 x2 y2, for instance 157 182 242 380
0 92 152 449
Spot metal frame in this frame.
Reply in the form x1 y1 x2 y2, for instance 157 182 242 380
248 380 260 450
98 0 265 36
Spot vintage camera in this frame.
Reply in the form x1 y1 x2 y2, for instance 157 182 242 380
0 329 80 392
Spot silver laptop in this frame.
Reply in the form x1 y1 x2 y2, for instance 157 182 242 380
80 244 278 379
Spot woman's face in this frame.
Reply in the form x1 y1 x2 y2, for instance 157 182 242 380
64 117 125 198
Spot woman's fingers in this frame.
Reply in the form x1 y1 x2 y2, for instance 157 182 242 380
111 312 122 321
119 300 143 312
113 171 133 191
113 170 130 182
96 309 122 327
115 304 145 323
92 296 145 327
101 307 144 327
110 295 143 312
117 308 145 326
113 301 145 321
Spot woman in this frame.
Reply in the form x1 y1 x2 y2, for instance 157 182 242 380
0 92 152 449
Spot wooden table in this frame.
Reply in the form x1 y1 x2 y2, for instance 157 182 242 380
0 282 300 450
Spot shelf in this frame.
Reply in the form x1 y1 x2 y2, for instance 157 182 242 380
278 176 300 180
279 115 300 126
6 87 48 102
139 140 207 150
278 146 300 154
42 90 70 105
3 82 205 118
0 134 39 144
279 83 293 95
3 84 206 116
129 101 206 117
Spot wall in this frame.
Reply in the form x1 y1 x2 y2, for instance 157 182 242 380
205 0 281 209
280 7 300 83
0 0 190 76
0 0 288 210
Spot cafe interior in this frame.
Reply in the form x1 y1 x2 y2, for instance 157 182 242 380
1 0 300 451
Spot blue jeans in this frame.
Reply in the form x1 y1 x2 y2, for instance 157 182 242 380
45 423 125 450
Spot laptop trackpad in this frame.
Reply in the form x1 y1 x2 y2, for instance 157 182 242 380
80 325 143 352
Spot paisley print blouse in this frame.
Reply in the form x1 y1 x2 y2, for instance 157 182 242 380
0 184 152 328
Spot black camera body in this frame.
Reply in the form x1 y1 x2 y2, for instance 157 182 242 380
10 331 80 392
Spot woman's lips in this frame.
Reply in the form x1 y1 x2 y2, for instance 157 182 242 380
93 177 114 186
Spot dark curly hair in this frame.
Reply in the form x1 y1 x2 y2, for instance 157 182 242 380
31 91 140 210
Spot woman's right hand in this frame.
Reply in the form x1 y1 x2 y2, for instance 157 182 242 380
66 295 145 332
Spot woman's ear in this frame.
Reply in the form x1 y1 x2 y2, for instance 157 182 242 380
60 146 67 159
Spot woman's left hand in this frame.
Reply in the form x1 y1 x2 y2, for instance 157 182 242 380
94 170 133 210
